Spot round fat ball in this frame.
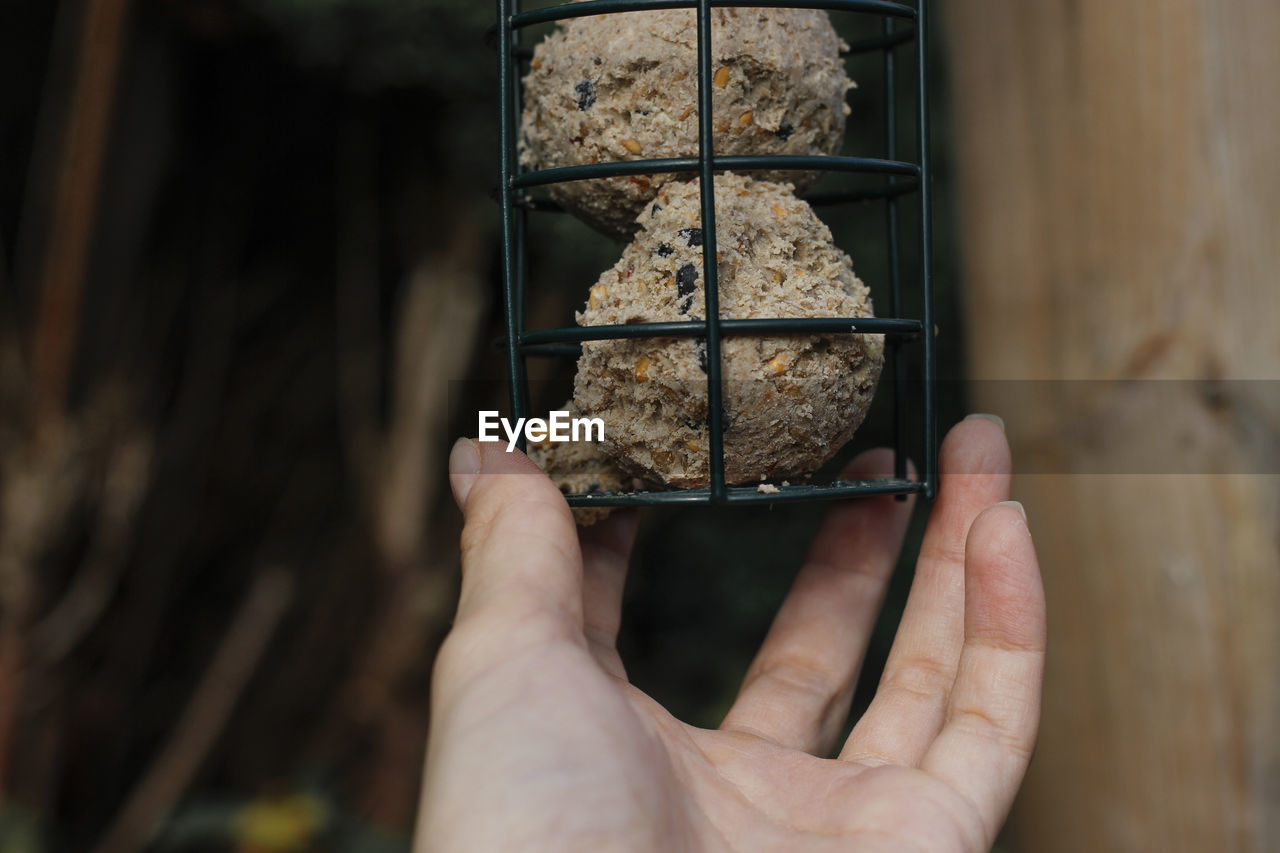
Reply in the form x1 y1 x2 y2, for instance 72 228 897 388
521 6 853 237
573 174 883 488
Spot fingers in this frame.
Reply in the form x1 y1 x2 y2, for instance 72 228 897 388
841 415 1011 765
921 502 1045 845
719 448 916 755
447 438 584 648
579 510 641 678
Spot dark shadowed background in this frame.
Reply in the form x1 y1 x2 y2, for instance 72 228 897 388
0 1 964 850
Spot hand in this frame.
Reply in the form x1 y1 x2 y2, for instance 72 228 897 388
416 416 1044 852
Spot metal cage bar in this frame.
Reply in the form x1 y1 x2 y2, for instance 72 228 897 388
884 14 907 494
694 0 727 499
498 0 527 436
916 0 936 498
495 0 936 507
511 0 917 28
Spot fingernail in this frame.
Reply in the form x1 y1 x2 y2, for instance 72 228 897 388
965 412 1005 431
997 500 1027 522
449 438 482 508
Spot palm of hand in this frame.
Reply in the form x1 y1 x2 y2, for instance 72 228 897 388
420 419 1043 853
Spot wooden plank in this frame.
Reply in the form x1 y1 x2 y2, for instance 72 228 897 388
943 1 1280 850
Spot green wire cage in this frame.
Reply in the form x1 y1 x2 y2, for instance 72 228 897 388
495 0 937 508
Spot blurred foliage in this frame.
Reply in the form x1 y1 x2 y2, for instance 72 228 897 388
230 792 329 852
0 808 41 853
151 787 404 853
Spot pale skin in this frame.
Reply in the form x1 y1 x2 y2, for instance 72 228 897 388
416 415 1045 852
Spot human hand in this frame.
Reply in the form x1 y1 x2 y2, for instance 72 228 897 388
416 415 1044 852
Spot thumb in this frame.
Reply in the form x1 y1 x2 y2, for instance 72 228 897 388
447 438 584 638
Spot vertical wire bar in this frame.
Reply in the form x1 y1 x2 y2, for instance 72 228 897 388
883 14 908 497
512 0 531 420
917 0 937 497
696 0 727 500
498 0 529 450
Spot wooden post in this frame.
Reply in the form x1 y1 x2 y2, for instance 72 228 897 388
944 2 1280 850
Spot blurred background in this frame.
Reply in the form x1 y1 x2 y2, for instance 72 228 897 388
3 0 1279 852
0 1 965 850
